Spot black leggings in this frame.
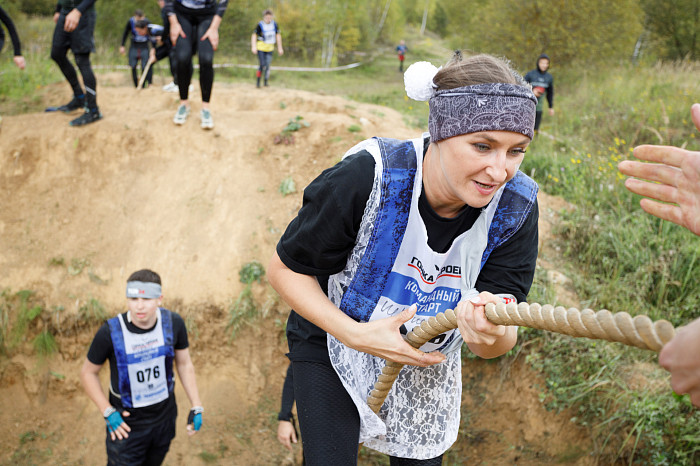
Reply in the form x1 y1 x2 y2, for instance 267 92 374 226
51 50 97 110
51 11 97 110
173 11 214 102
291 360 443 466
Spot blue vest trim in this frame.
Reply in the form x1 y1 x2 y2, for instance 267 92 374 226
337 138 538 322
480 171 538 268
338 137 417 322
108 309 176 408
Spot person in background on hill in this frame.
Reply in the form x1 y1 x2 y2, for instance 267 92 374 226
46 0 101 126
277 363 304 463
618 103 700 407
0 6 26 70
396 39 407 72
251 9 283 88
268 52 539 464
163 0 227 130
524 53 554 133
80 269 203 465
156 0 182 93
120 10 154 89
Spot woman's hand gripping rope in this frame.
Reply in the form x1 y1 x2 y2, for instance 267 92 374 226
349 305 446 368
368 300 676 412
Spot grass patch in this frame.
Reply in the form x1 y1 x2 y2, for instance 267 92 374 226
227 286 258 340
197 451 218 463
239 261 265 284
278 176 297 196
33 330 57 357
78 297 106 324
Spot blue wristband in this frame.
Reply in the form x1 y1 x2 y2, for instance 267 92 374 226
188 407 203 431
105 410 124 432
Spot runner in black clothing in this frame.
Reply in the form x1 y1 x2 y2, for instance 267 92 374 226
0 6 26 70
47 0 101 126
148 21 181 90
524 53 555 133
163 0 228 130
120 10 153 88
80 269 204 465
156 0 181 92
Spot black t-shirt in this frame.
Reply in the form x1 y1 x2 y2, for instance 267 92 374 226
86 310 189 428
277 138 539 362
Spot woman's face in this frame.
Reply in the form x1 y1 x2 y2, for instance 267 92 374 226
425 131 530 216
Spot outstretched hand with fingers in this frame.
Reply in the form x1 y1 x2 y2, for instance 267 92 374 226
619 103 700 235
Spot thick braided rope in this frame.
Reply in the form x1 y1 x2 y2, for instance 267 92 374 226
367 302 676 413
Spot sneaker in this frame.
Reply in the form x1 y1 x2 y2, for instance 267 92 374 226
69 108 102 126
200 109 214 130
46 96 85 113
162 82 178 93
173 104 190 125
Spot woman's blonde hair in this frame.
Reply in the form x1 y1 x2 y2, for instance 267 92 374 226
433 52 526 90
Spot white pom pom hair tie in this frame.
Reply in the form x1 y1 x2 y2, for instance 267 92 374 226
404 61 440 101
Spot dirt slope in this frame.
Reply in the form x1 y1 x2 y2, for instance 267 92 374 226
0 77 592 465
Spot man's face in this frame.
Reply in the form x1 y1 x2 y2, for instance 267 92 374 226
538 58 550 72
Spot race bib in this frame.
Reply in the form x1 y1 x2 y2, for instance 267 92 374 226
117 312 171 408
126 356 168 408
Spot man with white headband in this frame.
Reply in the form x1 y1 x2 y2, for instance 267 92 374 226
80 269 203 465
268 52 539 464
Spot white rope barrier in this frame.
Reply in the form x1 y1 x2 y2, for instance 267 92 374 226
92 62 362 72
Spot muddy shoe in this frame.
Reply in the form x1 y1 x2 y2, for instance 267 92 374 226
69 108 102 126
173 104 190 125
46 96 86 113
200 109 214 130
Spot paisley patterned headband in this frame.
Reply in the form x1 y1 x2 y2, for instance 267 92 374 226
405 61 537 141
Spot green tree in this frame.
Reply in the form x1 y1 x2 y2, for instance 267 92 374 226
640 0 700 60
439 0 644 68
